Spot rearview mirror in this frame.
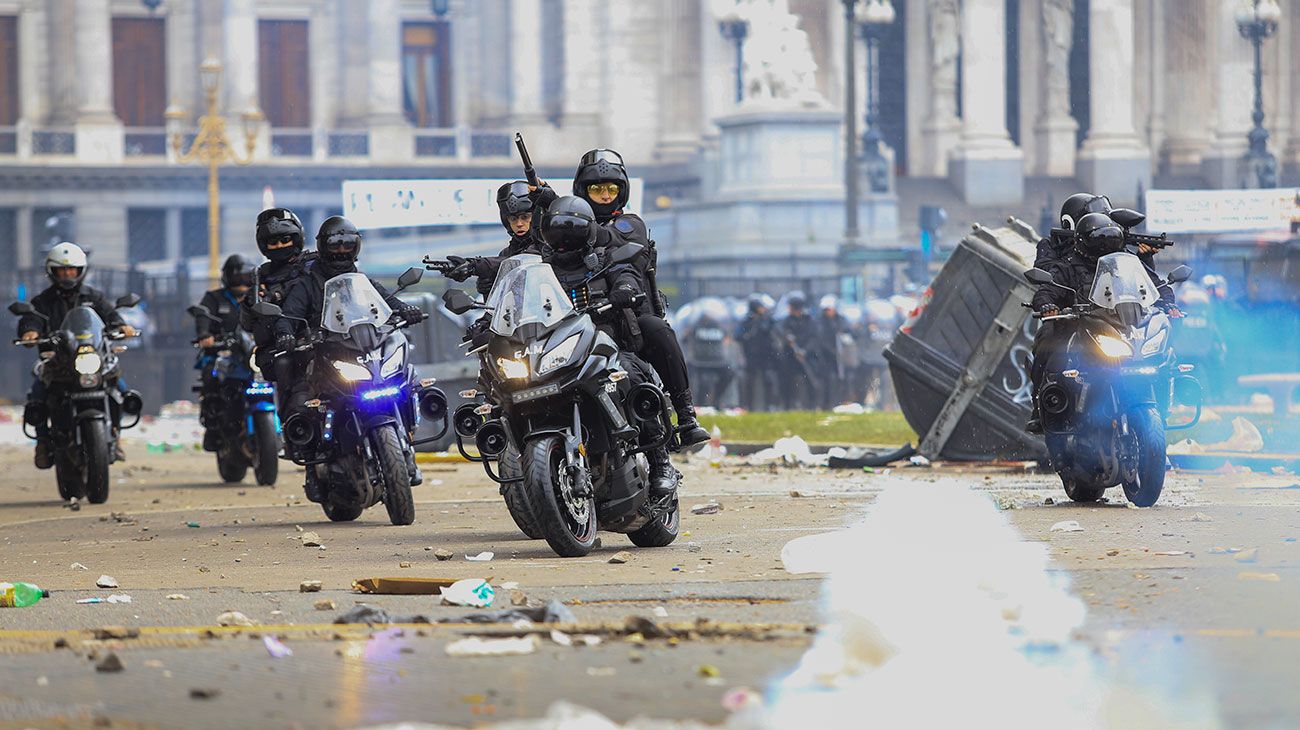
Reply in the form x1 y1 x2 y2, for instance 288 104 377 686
1024 268 1055 286
8 302 33 316
442 288 477 315
1167 265 1192 284
252 302 283 318
396 267 424 291
116 293 142 309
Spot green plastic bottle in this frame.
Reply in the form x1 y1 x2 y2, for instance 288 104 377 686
0 582 50 607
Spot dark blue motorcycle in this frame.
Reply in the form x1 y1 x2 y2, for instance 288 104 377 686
189 306 280 486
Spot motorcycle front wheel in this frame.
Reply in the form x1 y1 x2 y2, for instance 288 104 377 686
217 447 249 483
1122 407 1167 508
525 435 597 557
252 411 279 486
374 424 415 526
500 447 543 539
81 420 111 504
55 449 85 501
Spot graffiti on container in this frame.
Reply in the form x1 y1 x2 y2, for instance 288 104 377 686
1000 316 1039 405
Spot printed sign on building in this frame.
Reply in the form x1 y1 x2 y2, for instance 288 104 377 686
1144 188 1300 234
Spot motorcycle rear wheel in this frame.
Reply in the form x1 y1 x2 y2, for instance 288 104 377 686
375 424 415 526
81 420 111 504
252 411 279 486
1122 407 1166 508
525 435 597 557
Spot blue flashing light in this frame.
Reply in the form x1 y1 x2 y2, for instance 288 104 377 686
362 385 402 401
246 383 275 396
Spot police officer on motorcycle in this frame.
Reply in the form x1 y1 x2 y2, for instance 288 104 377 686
195 254 255 451
533 150 710 448
242 208 313 390
442 181 544 296
18 243 138 467
537 196 680 499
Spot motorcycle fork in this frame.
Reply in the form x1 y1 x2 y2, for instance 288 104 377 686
565 402 591 499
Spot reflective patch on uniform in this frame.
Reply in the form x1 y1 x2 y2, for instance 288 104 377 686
614 218 635 235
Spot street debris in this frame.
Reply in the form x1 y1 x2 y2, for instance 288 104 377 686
434 548 454 561
442 600 576 625
1187 512 1214 523
1234 548 1260 563
262 636 293 658
445 635 539 658
1206 417 1265 453
399 562 412 569
908 454 932 468
166 594 190 601
1210 547 1244 555
440 578 495 608
216 611 256 627
722 687 764 713
353 577 458 595
93 626 138 640
189 688 221 700
70 562 88 571
95 575 119 588
1238 572 1281 582
1106 550 1120 557
300 531 323 547
1049 520 1084 533
747 435 847 467
95 653 125 673
186 522 200 529
1152 551 1191 557
334 604 395 625
466 551 495 562
608 551 633 564
653 607 669 618
690 501 723 516
314 599 336 611
299 580 322 593
697 664 721 678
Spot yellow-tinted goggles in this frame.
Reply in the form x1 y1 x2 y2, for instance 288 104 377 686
587 182 621 198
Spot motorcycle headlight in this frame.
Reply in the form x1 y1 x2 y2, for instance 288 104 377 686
537 334 581 375
1095 335 1133 358
1140 329 1168 357
74 352 103 375
332 360 372 382
380 344 405 379
496 357 528 380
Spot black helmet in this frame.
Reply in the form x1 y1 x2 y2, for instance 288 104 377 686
315 216 362 271
747 293 774 314
539 197 597 259
573 149 630 223
221 254 253 289
1075 212 1125 260
255 208 305 263
1059 193 1113 230
787 291 807 312
496 181 535 234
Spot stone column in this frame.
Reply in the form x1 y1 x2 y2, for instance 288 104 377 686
1076 0 1150 203
947 0 1024 204
44 0 77 125
73 0 123 162
508 0 546 126
656 0 702 161
1201 0 1253 187
919 0 961 177
1161 0 1213 174
164 0 198 123
1031 0 1079 176
336 0 370 126
366 0 413 162
560 0 603 146
222 0 268 161
16 0 49 159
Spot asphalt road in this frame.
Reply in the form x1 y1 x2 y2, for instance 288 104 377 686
0 443 1298 729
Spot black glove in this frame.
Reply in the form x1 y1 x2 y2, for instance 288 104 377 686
399 305 425 325
529 184 558 209
609 286 636 309
444 255 475 282
274 334 296 353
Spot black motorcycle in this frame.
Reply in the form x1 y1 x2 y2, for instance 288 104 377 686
187 307 280 486
252 268 447 525
1026 253 1199 507
9 296 144 504
442 256 679 558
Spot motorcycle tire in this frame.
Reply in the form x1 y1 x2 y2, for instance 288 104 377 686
81 420 111 504
55 451 85 501
1046 434 1106 502
374 424 415 526
628 498 680 548
500 447 543 539
1122 407 1166 508
525 435 597 558
252 411 279 486
217 448 249 483
323 498 364 522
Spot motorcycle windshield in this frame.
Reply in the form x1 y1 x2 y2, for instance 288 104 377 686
488 263 573 337
1088 253 1159 309
484 254 544 311
60 306 105 348
320 273 393 334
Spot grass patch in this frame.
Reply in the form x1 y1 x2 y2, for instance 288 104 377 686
696 410 917 447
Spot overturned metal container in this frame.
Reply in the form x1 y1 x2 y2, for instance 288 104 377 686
884 218 1048 461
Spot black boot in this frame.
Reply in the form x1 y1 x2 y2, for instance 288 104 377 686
670 389 710 447
203 428 220 452
304 467 323 503
648 448 680 498
33 437 53 470
405 450 423 486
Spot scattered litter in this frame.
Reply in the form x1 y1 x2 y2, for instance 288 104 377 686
440 578 495 608
1187 513 1214 523
314 599 336 611
70 563 88 571
441 600 575 625
1106 550 1120 557
586 667 616 677
652 606 669 618
93 626 137 640
300 581 322 592
1049 520 1084 533
789 490 810 498
185 522 200 529
445 635 539 658
908 455 932 468
300 532 322 548
1152 551 1190 557
1210 547 1244 555
832 403 867 415
434 548 454 561
95 653 125 673
466 551 495 562
722 687 764 713
107 594 131 604
95 575 118 588
1238 572 1280 582
499 581 520 590
608 551 633 564
698 664 722 678
353 577 457 595
76 598 105 605
748 436 831 467
189 688 221 700
1203 417 1265 453
334 604 395 625
691 501 723 516
399 562 412 569
509 589 528 607
216 611 256 627
1234 548 1260 564
166 594 189 601
262 636 293 659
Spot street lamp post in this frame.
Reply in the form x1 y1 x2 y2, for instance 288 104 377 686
1235 0 1282 189
856 0 895 194
712 0 750 103
167 58 261 282
841 0 860 250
